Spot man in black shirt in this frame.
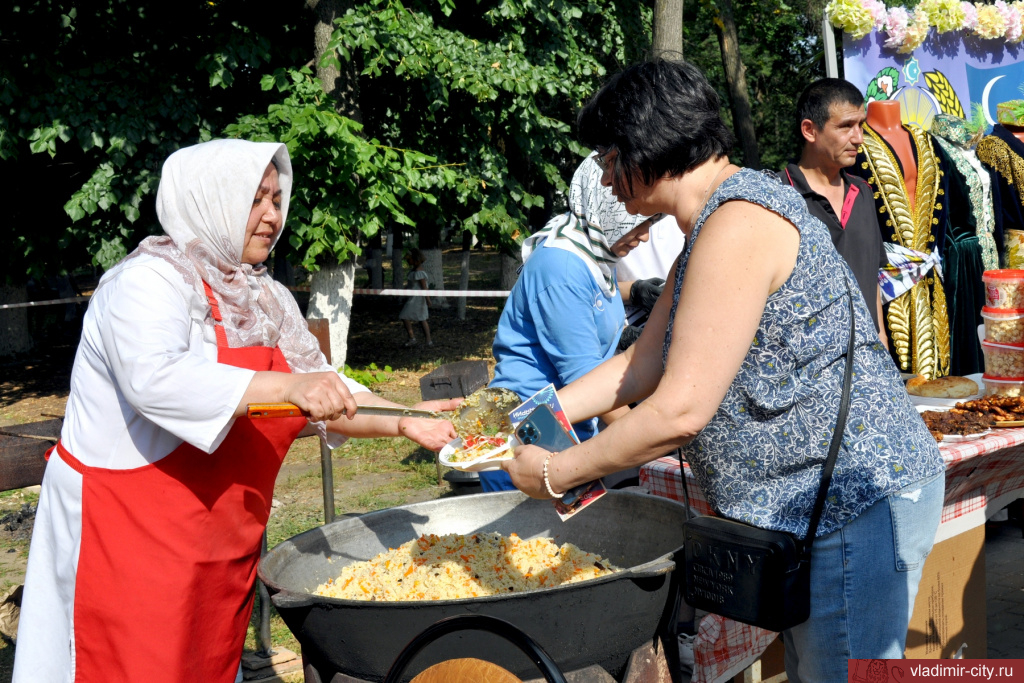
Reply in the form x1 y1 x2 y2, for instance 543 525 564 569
785 78 889 347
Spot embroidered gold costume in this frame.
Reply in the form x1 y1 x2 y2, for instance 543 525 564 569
977 124 1024 269
857 124 950 379
977 132 1024 206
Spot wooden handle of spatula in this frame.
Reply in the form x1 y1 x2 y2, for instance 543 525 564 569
247 403 305 418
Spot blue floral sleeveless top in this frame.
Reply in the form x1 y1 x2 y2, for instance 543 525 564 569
665 169 943 537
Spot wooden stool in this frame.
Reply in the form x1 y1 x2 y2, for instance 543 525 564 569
412 657 522 683
383 614 566 683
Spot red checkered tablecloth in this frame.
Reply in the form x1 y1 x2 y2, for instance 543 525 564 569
932 427 1024 540
641 428 1024 683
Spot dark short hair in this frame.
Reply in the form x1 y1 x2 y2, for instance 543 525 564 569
406 248 425 267
795 78 864 148
576 59 734 199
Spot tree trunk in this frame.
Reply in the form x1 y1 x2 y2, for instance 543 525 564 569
0 285 33 357
306 0 361 122
391 228 405 287
652 0 684 59
419 224 446 308
367 232 383 290
367 249 383 289
306 261 356 366
714 0 760 169
306 0 362 369
499 248 521 292
423 248 445 307
457 229 472 321
272 249 295 287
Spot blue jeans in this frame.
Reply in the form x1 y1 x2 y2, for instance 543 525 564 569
782 470 944 683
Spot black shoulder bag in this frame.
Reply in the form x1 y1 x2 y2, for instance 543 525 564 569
679 283 856 633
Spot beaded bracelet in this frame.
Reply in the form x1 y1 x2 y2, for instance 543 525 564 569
542 452 565 499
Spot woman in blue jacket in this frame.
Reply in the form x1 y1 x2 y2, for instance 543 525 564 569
480 154 657 491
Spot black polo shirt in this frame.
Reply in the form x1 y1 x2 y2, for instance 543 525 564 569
784 163 887 330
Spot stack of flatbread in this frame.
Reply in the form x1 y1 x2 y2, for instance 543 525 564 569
905 376 979 399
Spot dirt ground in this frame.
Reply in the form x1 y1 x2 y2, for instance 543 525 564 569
0 249 506 678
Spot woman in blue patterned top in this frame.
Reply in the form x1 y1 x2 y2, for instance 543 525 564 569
503 59 944 682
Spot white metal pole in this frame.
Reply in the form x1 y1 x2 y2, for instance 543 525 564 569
823 14 840 78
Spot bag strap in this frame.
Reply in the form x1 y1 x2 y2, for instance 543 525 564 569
678 279 857 552
802 278 855 550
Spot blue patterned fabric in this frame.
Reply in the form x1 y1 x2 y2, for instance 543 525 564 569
664 168 943 537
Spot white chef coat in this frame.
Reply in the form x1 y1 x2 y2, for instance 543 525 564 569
616 214 685 324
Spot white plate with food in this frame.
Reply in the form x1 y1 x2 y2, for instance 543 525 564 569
906 373 984 408
438 435 513 472
917 407 994 442
940 429 992 442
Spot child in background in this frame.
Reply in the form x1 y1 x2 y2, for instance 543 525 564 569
399 248 432 346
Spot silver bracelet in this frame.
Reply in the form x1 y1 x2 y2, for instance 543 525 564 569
543 452 565 499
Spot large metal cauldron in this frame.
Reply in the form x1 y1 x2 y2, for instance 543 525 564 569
259 490 688 682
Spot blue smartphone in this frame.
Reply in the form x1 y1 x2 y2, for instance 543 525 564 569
514 404 576 452
514 405 592 506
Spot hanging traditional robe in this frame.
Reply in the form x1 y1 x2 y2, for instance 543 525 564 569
930 115 998 271
851 122 951 379
977 124 1024 267
928 117 986 376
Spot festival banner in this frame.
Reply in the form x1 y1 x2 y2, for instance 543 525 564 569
843 31 1024 130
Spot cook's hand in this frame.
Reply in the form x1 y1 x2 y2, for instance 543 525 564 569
502 443 553 499
284 371 358 423
396 398 462 451
398 417 457 452
416 398 463 413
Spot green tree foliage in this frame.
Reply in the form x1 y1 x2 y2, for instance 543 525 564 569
2 0 824 285
0 0 313 281
322 0 651 246
687 0 824 171
1 0 651 283
225 67 461 269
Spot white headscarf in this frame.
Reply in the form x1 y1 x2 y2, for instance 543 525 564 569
110 139 325 375
521 153 653 296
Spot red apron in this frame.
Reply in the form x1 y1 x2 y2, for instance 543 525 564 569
57 282 306 683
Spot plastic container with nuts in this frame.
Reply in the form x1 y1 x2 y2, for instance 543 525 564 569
981 374 1024 397
983 269 1024 309
981 306 1024 344
982 340 1024 378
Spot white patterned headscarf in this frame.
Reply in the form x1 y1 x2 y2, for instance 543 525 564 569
107 139 326 375
521 153 653 296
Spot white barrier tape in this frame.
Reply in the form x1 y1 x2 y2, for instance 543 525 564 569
0 296 90 310
0 288 512 311
351 288 510 297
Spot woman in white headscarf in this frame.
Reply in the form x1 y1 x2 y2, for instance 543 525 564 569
13 140 458 683
479 153 659 491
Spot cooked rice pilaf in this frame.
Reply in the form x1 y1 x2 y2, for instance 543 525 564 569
314 531 619 601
